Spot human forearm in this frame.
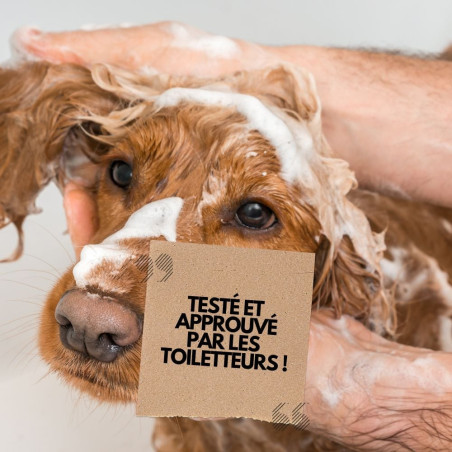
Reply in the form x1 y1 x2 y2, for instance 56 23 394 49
265 45 452 207
362 366 452 451
17 23 452 206
305 313 452 450
346 355 452 450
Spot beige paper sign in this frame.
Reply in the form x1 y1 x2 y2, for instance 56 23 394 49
137 241 314 425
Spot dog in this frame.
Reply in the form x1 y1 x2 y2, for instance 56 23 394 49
1 61 452 451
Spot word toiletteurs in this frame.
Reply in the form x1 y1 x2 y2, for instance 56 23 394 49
160 295 288 372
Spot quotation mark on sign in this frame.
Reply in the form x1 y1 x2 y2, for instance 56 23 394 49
111 253 173 283
155 253 173 282
134 254 153 281
134 253 173 283
271 402 309 431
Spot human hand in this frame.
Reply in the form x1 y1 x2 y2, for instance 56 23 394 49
63 182 98 260
47 27 452 443
305 311 451 450
62 184 452 448
13 22 276 77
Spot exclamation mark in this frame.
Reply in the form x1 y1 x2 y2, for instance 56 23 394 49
282 355 288 372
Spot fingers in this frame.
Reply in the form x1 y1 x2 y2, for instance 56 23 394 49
12 27 87 65
12 22 272 78
13 22 194 69
63 183 98 259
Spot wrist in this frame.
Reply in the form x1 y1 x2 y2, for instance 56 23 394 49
304 312 452 449
326 350 452 450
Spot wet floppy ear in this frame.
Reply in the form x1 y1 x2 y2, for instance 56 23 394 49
254 65 320 122
313 234 395 336
229 64 324 147
60 122 109 188
230 65 319 118
0 62 118 261
0 62 59 261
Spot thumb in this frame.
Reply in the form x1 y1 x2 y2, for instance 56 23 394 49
63 183 98 260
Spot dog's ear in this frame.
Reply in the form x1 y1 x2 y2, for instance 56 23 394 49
250 65 319 121
224 65 395 334
0 62 120 261
222 64 323 146
313 234 395 336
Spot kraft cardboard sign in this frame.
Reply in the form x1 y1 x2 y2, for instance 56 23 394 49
137 241 314 425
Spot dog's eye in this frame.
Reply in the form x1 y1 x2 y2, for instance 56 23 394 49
110 160 133 188
235 202 277 229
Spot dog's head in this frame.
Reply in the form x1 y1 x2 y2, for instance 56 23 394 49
0 62 392 402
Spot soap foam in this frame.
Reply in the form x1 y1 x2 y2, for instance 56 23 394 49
155 87 315 185
73 197 183 288
167 22 239 59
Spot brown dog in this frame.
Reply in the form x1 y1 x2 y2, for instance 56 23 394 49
1 61 451 450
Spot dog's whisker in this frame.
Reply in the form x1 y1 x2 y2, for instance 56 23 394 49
0 278 49 293
0 323 38 342
0 268 59 280
9 344 40 372
0 336 35 361
71 392 104 428
2 298 44 307
0 313 39 330
0 314 38 331
34 368 53 385
2 335 38 369
103 402 133 430
113 405 139 435
24 275 58 284
28 220 74 265
23 253 64 277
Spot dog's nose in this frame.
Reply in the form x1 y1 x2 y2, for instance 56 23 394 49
55 289 142 363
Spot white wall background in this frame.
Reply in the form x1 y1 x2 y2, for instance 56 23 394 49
0 1 451 451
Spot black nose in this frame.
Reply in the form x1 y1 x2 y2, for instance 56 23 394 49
55 289 142 363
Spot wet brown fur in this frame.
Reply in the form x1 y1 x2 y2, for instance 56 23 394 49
1 61 452 451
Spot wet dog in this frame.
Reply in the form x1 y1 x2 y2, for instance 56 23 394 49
1 62 451 450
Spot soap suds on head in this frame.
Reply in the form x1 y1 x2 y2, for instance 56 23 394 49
166 22 239 59
155 87 315 185
86 64 388 331
73 197 183 289
95 64 381 293
152 82 386 332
